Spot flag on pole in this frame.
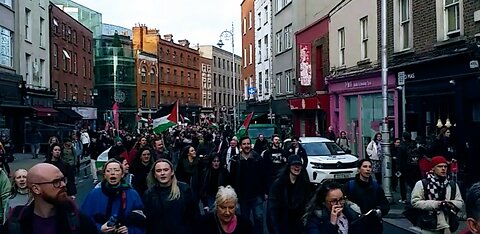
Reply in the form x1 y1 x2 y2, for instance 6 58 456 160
112 102 119 130
152 101 178 134
236 112 253 139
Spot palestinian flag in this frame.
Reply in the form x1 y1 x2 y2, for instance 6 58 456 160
236 112 253 139
152 101 178 134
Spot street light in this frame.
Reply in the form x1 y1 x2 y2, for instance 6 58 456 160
217 22 237 132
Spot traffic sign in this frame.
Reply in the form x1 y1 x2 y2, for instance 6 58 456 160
248 87 257 95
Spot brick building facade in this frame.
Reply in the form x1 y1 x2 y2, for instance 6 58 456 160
49 3 94 120
382 0 480 176
133 25 201 120
135 50 158 112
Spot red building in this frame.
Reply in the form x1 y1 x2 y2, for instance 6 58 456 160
134 50 159 114
49 3 94 124
290 16 330 137
133 25 201 119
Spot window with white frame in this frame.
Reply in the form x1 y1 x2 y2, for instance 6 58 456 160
243 17 247 35
284 24 292 50
276 73 282 94
276 0 283 12
249 11 252 29
399 0 411 50
264 35 269 61
0 0 12 8
338 28 345 65
249 43 253 64
257 39 262 63
285 70 293 93
25 8 32 41
360 17 368 60
276 30 282 53
0 27 13 68
257 12 262 29
258 72 263 96
264 5 269 24
243 48 247 67
264 70 269 95
25 53 31 82
40 17 45 47
444 0 460 36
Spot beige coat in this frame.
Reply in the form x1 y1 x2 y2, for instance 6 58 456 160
411 179 464 232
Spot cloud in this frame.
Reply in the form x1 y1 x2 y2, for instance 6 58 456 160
73 0 242 54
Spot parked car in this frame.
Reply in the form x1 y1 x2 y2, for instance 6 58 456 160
283 137 358 184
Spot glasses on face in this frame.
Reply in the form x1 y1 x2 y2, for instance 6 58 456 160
328 197 346 205
33 177 67 188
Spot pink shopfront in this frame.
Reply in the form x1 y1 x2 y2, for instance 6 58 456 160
328 72 399 159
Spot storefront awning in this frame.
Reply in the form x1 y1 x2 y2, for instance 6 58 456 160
33 107 58 117
288 96 322 110
56 108 83 120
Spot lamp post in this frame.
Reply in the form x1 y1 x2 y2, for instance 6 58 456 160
217 22 237 132
381 0 393 202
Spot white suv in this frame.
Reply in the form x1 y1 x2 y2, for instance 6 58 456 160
284 137 358 184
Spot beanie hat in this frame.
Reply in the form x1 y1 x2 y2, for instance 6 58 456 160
287 155 302 166
431 156 447 168
114 136 123 142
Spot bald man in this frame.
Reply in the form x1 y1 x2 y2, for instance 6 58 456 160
4 163 97 234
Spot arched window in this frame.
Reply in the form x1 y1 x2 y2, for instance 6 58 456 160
141 66 147 83
180 53 184 63
150 68 156 84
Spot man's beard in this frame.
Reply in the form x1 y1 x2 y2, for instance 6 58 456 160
43 189 69 206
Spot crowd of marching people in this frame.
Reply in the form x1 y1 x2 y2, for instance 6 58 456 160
0 123 477 234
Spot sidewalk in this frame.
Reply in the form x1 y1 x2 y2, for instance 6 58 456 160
383 193 467 233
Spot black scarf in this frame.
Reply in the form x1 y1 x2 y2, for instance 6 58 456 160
100 180 131 220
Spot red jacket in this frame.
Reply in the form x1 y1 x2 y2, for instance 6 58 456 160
460 228 473 234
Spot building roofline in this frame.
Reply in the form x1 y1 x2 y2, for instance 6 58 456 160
49 3 93 33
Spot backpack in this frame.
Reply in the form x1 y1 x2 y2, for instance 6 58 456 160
7 202 81 234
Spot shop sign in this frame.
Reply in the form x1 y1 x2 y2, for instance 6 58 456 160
299 43 312 86
344 80 373 89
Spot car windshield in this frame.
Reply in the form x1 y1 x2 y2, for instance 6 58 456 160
301 142 345 156
248 128 275 139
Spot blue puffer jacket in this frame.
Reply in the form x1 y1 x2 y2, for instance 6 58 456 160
81 181 145 234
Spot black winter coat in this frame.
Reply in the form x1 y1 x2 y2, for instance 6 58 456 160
229 151 268 200
343 176 390 234
129 161 152 197
143 182 199 234
199 167 230 206
267 171 311 234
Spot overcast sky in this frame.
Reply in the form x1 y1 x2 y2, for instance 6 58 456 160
74 0 242 54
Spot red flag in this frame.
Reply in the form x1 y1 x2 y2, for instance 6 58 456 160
113 102 119 130
167 101 178 123
104 121 110 131
242 112 254 132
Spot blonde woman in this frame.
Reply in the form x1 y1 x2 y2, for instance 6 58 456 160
143 159 199 234
3 169 29 224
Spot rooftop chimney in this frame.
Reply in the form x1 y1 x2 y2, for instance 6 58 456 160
178 39 190 47
163 34 173 42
